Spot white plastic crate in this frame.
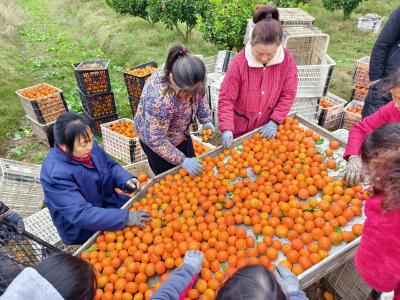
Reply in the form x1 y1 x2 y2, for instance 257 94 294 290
24 208 80 254
215 51 237 73
290 97 319 122
203 56 217 74
123 160 155 190
283 26 329 65
352 56 371 88
317 93 347 130
333 129 349 143
26 115 54 145
0 159 44 218
101 118 146 164
342 101 364 130
207 73 225 111
357 13 382 33
212 110 219 132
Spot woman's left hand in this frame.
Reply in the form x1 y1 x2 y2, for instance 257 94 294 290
260 120 277 139
202 122 215 132
125 178 141 193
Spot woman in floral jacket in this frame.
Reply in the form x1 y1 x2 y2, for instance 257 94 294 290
134 44 214 176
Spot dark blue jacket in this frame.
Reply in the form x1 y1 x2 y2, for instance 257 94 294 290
40 141 133 245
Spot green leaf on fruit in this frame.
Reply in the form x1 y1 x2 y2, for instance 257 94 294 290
152 195 156 199
227 192 234 198
84 247 98 253
334 226 342 233
221 262 228 272
316 138 325 145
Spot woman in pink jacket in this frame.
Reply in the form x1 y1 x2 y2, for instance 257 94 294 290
218 6 298 148
343 69 400 185
355 123 400 299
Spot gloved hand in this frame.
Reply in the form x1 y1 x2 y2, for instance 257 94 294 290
274 266 301 295
202 122 215 132
261 120 277 139
344 155 363 186
125 178 141 193
182 157 203 176
0 202 24 234
183 250 204 274
127 210 151 228
222 131 233 149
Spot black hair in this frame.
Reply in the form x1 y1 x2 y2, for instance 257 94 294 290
217 265 287 300
251 6 283 46
47 112 92 154
35 253 96 300
163 43 206 97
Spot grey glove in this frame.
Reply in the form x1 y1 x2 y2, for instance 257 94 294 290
0 202 24 234
261 120 277 139
127 210 151 228
222 131 233 149
183 250 204 274
274 266 301 295
344 155 363 186
125 177 141 193
182 157 203 176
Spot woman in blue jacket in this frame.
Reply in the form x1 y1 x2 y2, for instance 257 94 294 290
40 112 150 245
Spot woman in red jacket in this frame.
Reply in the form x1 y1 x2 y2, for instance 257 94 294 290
218 6 298 148
343 69 400 185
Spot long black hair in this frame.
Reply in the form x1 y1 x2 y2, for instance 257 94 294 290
47 112 92 154
163 43 206 97
35 253 96 300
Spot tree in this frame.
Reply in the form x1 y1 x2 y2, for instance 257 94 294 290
105 0 156 23
198 0 255 50
322 0 365 19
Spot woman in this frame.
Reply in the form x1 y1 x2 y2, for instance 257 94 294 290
1 253 96 300
134 44 214 176
218 6 298 149
343 68 400 185
40 112 150 245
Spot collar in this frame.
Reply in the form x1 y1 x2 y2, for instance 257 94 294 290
245 43 285 68
55 142 97 168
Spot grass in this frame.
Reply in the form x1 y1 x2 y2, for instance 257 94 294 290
0 0 398 163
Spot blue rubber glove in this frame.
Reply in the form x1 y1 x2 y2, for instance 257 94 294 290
182 157 203 176
222 131 233 149
0 202 24 234
202 122 215 132
274 266 301 294
183 250 204 273
261 120 277 139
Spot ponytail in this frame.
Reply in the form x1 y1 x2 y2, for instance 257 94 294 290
251 6 283 46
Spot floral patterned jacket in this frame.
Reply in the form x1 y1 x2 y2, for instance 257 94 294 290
134 68 212 165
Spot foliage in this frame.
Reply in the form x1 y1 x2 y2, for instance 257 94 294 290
322 0 365 19
269 0 310 8
199 0 255 50
105 0 152 22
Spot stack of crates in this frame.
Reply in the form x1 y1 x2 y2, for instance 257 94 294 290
15 83 68 144
352 56 371 102
357 13 382 34
123 61 158 118
317 93 347 130
73 60 118 136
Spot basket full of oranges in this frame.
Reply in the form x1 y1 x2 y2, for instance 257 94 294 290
342 100 364 130
317 93 347 130
124 62 158 99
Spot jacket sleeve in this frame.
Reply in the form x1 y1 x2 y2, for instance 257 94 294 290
218 60 241 132
369 7 400 81
196 94 213 124
343 102 393 159
142 92 186 166
270 55 298 124
41 171 128 232
150 264 198 300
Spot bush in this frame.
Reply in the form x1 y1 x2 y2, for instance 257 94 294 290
322 0 365 19
269 0 310 8
199 0 255 50
105 0 153 22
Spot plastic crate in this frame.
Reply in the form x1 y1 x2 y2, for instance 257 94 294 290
25 115 54 144
352 86 369 101
342 100 364 130
73 60 111 95
283 26 329 65
352 56 371 88
189 116 201 135
332 129 349 143
0 159 44 219
317 93 347 130
78 88 116 118
123 61 157 98
207 73 225 111
290 97 319 122
128 96 140 118
84 110 118 137
357 14 382 33
326 260 372 300
24 208 80 255
123 160 155 189
212 110 219 131
203 56 217 74
297 54 335 98
15 83 67 124
101 118 146 164
215 51 237 73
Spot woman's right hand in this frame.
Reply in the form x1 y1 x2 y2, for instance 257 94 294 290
344 155 363 185
222 131 233 149
127 211 151 228
182 158 203 176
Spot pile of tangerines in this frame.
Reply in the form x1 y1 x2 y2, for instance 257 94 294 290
82 117 365 300
193 141 212 156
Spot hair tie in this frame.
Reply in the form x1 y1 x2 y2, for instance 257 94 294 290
178 47 187 57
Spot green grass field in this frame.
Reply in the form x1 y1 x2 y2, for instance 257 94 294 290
0 0 398 163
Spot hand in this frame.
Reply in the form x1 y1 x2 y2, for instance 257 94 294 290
0 202 24 234
344 155 363 185
182 157 203 176
260 120 277 139
125 178 141 193
183 250 204 274
222 131 233 149
202 122 215 132
127 210 151 228
274 266 300 294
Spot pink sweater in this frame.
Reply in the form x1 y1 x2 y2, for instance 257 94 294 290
355 194 400 299
343 101 399 159
218 48 298 138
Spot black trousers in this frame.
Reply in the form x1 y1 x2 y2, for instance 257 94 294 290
140 134 196 176
361 80 392 119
